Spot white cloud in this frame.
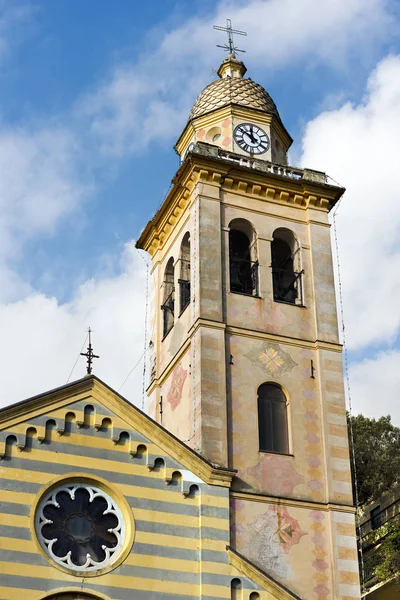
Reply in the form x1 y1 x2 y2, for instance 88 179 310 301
0 242 147 409
350 351 400 425
0 125 90 301
301 55 400 351
301 55 400 424
80 0 394 156
79 66 185 157
0 0 399 428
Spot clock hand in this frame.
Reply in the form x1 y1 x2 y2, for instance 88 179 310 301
249 126 257 144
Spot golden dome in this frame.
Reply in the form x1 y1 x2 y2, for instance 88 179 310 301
189 57 280 121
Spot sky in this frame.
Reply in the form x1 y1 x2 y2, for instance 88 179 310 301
0 0 400 425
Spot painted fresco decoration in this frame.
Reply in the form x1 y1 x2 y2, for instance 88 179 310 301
248 454 304 496
299 348 325 502
274 506 307 553
245 342 297 376
237 509 291 580
309 510 330 599
236 504 305 580
167 362 188 410
228 299 290 335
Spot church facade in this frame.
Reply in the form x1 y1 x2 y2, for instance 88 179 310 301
0 54 361 600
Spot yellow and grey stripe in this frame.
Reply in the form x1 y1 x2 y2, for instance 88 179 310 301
0 400 267 599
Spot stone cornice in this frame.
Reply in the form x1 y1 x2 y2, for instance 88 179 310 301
231 490 355 512
136 146 345 257
226 325 342 351
148 318 342 394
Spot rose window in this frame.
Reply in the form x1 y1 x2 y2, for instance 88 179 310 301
35 483 125 572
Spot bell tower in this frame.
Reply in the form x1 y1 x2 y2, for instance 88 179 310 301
137 44 360 600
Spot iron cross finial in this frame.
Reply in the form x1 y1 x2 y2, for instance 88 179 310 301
80 327 99 375
213 18 247 57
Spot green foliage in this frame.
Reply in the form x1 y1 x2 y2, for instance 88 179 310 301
347 414 400 506
374 518 400 582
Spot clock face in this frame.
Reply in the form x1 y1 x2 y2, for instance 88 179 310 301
234 123 270 155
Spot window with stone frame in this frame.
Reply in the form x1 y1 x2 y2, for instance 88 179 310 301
258 383 289 454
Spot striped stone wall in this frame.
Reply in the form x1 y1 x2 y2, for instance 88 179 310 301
330 510 361 600
0 395 268 600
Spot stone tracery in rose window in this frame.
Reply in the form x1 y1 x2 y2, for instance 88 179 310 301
35 483 125 572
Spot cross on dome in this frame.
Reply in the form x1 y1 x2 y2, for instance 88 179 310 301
213 18 247 58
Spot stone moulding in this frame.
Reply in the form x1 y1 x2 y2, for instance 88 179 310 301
0 375 236 487
136 146 344 257
227 546 303 599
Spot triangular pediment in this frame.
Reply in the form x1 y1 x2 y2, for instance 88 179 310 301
0 375 235 487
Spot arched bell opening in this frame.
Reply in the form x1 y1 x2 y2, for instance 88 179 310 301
161 257 175 338
271 228 303 305
179 232 191 314
229 219 258 296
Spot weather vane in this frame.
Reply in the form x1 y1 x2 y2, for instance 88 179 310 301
80 327 99 375
213 18 247 57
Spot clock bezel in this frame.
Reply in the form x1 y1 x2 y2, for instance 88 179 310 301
233 122 270 155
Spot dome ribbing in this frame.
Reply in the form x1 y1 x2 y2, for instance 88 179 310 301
189 75 280 121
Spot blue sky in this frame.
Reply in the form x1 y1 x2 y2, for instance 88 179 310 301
1 0 400 424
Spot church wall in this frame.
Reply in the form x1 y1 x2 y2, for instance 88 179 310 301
218 182 358 598
228 332 324 501
318 348 353 506
196 324 228 465
195 116 233 153
147 184 230 465
156 346 193 445
139 144 358 598
0 396 269 600
197 187 224 322
227 334 353 505
154 210 193 377
221 193 351 503
231 496 359 600
222 199 319 343
308 217 340 344
147 206 194 425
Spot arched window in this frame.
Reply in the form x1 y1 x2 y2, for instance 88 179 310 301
258 383 289 454
179 232 191 314
271 228 302 305
161 257 175 338
229 219 258 296
231 578 242 600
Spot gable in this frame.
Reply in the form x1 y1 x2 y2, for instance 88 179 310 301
0 376 302 600
0 376 234 486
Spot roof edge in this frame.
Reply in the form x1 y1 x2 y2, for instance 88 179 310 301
0 375 236 487
227 546 303 599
